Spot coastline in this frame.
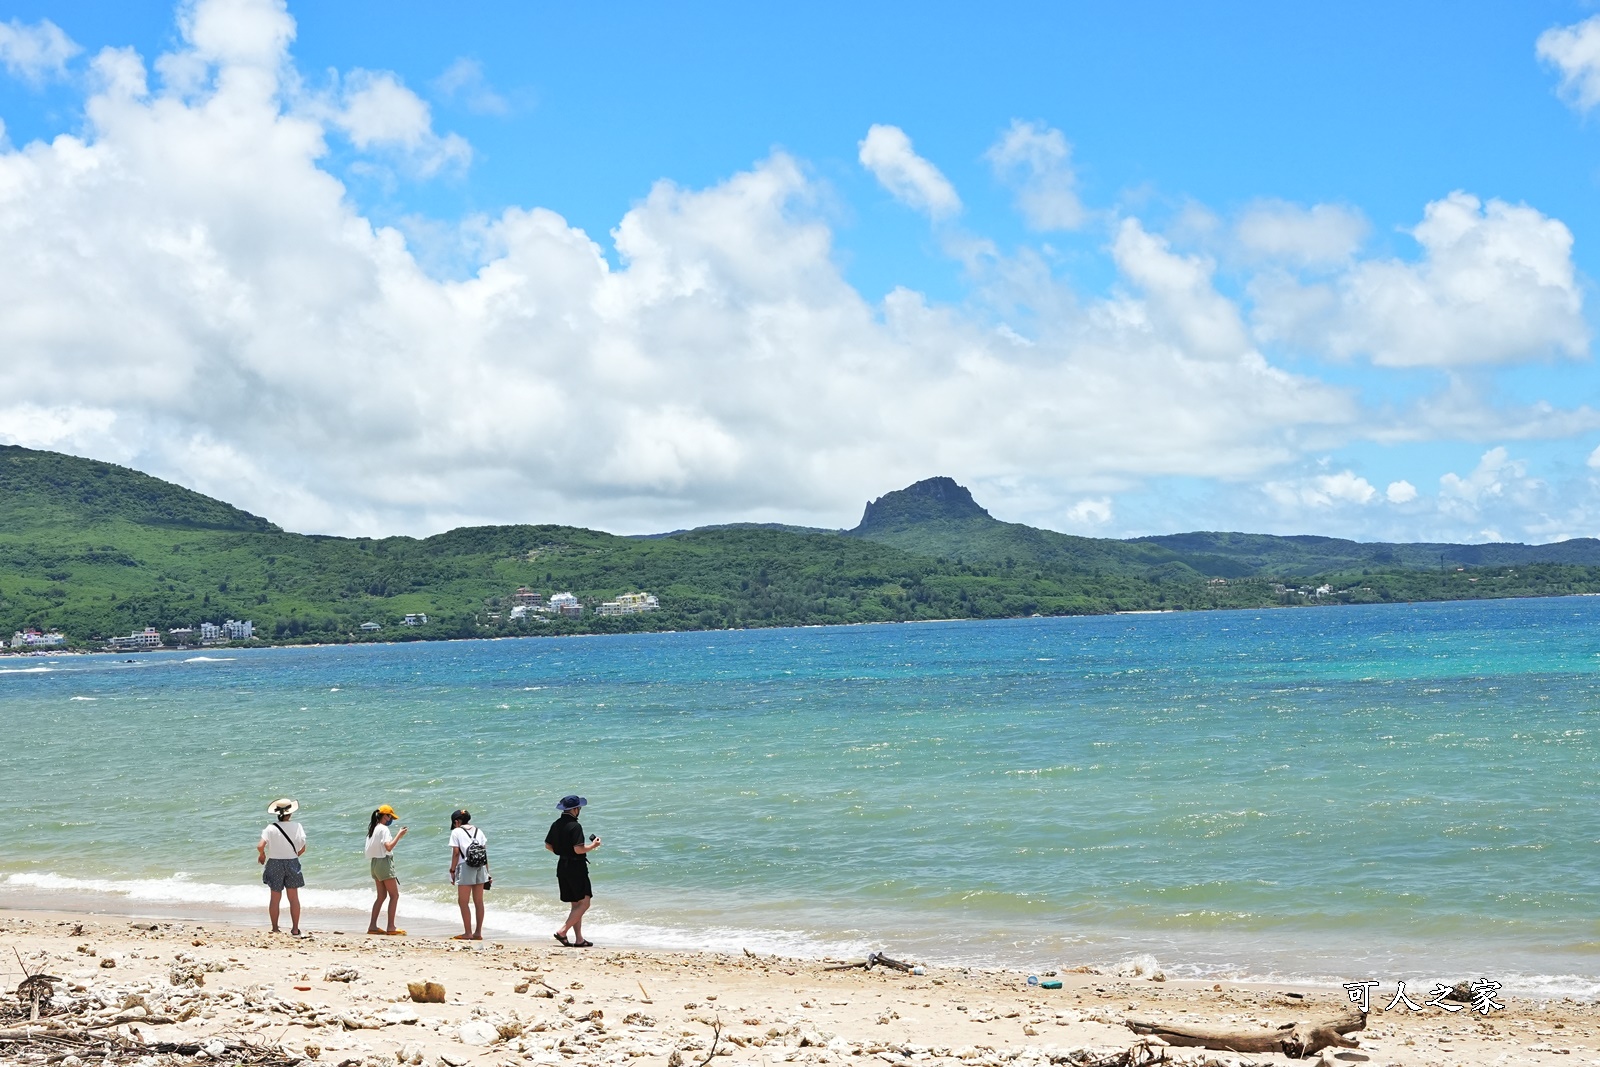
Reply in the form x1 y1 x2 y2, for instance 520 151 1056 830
2 905 1590 1067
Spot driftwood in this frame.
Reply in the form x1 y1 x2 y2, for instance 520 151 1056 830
1126 1009 1366 1059
0 1027 299 1065
823 951 914 972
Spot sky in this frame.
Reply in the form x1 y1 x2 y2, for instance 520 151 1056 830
2 2 1600 543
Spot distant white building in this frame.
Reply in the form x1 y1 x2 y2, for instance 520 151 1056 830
199 621 223 643
360 621 382 632
548 592 581 618
596 592 660 616
11 629 66 649
222 619 254 640
108 627 163 650
402 613 429 626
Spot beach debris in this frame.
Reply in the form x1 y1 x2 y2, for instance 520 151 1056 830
1125 1008 1367 1059
170 959 208 987
457 1019 499 1045
408 980 447 1003
323 964 360 982
824 951 916 973
637 980 653 1003
99 956 117 968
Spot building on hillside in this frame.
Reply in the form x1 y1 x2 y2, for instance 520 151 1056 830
222 619 254 640
596 592 660 616
167 627 195 644
402 613 429 626
198 622 223 644
108 627 163 650
360 621 382 632
548 592 581 618
512 587 543 606
11 629 66 649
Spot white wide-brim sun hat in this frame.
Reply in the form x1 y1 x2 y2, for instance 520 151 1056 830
267 798 300 816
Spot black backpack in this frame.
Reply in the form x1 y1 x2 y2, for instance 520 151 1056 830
463 828 488 868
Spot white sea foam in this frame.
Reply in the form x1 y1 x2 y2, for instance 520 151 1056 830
69 696 97 701
0 666 54 674
184 657 236 663
0 871 867 958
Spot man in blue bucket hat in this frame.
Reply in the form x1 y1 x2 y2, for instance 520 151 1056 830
544 794 601 946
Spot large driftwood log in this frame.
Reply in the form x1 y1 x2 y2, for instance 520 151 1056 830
1126 1009 1366 1059
823 951 914 972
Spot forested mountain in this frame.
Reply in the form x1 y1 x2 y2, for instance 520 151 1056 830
3 450 1598 647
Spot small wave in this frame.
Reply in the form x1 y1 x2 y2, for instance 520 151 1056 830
183 657 236 663
69 696 98 701
0 666 54 674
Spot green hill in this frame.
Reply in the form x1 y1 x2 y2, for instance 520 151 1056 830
4 452 1600 649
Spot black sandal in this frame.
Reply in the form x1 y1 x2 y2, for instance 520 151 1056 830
573 939 594 948
553 932 570 946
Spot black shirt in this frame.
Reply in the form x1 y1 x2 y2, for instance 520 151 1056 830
545 813 585 863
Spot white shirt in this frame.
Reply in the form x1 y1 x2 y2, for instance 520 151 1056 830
365 823 393 859
450 825 486 865
260 820 306 860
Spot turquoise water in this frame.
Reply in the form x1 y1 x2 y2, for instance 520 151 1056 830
4 598 1600 994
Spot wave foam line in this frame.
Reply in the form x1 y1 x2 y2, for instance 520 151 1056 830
0 872 868 959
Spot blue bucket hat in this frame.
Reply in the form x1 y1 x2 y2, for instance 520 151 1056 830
557 794 588 811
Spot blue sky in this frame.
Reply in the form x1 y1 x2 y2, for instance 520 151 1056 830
1 1 1599 542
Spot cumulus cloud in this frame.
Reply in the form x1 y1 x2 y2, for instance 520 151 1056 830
858 124 961 219
1234 200 1367 268
1263 470 1378 509
1385 480 1418 504
1064 497 1113 526
1252 192 1587 367
328 69 471 176
1538 16 1600 113
0 18 80 85
1439 447 1542 520
1111 219 1251 361
985 120 1084 231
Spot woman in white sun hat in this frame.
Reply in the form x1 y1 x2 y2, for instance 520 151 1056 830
257 798 307 935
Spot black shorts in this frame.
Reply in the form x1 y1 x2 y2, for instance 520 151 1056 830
557 859 591 903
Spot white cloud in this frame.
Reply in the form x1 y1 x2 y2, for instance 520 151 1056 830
858 124 961 220
329 70 471 176
1438 447 1543 520
985 120 1084 231
1588 444 1600 470
1538 16 1600 113
0 18 80 85
1253 192 1587 367
432 57 509 116
1064 497 1112 526
1234 200 1367 268
1111 219 1251 361
1385 480 1418 504
1263 470 1377 509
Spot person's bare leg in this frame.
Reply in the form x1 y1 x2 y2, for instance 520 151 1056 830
455 884 473 938
470 885 485 938
385 880 401 933
368 880 385 933
556 899 582 941
268 890 282 932
286 887 302 935
569 896 592 944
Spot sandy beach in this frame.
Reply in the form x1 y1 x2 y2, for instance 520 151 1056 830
1 908 1592 1067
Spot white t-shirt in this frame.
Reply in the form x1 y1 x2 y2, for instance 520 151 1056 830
260 820 306 860
450 825 486 865
365 823 393 859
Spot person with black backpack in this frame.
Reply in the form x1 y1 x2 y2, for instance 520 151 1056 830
256 798 307 936
448 808 490 940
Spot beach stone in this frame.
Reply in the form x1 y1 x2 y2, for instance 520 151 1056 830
326 965 361 982
383 1004 420 1025
439 1052 471 1065
397 1043 425 1065
408 980 447 1003
170 961 207 987
99 957 116 968
459 1020 498 1045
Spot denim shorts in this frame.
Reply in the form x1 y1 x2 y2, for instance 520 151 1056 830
263 858 304 892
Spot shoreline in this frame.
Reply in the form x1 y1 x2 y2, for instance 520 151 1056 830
0 905 1592 1067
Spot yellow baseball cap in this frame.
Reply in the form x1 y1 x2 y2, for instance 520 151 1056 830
377 804 397 816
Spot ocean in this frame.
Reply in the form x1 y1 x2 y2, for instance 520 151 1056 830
3 597 1599 996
